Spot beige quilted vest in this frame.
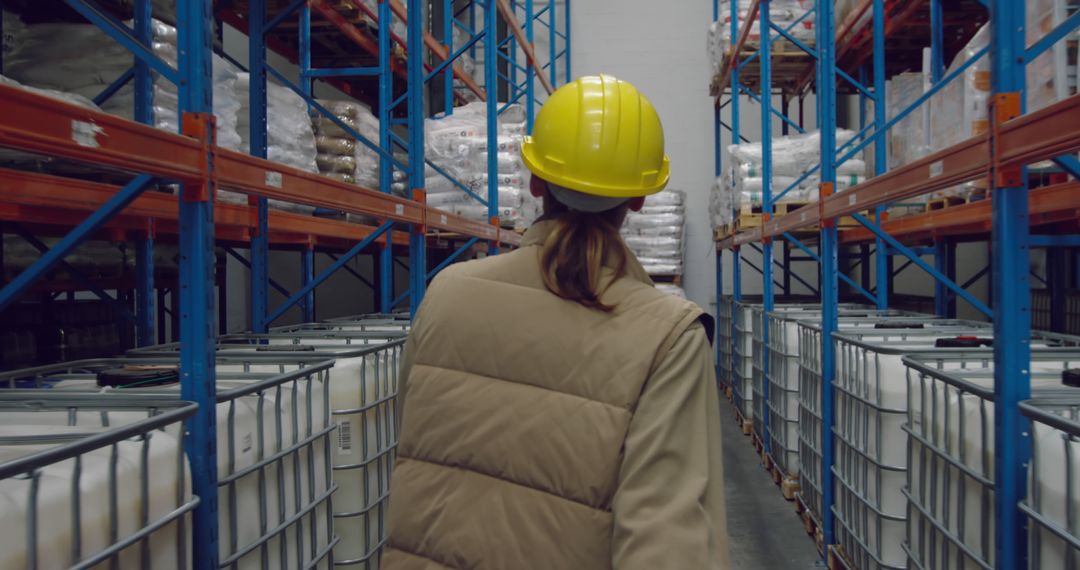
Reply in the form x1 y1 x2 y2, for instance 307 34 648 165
383 221 707 570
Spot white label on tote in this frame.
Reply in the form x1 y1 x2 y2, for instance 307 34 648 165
241 433 253 454
265 171 283 188
929 161 944 178
71 120 103 148
337 420 353 454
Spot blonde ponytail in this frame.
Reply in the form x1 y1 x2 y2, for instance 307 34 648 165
538 208 628 312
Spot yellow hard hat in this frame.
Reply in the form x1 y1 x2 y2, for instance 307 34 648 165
521 74 670 198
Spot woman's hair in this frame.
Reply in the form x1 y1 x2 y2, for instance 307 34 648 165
538 194 628 312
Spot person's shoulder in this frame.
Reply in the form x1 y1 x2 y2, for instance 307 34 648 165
429 248 533 286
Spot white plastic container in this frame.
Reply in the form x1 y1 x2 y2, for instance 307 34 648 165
760 309 936 480
0 356 337 570
791 314 975 529
717 296 735 389
1020 397 1080 570
0 394 195 569
830 329 1006 570
904 349 1080 570
130 333 407 566
734 302 756 420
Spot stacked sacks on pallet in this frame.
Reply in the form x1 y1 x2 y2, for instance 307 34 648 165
417 102 540 230
721 129 864 213
235 73 319 213
655 283 689 299
707 0 814 79
4 18 242 151
621 189 685 277
311 99 381 189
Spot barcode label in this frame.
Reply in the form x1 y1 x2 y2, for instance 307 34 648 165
337 420 353 454
265 171 283 188
440 214 448 225
848 195 857 206
395 204 404 216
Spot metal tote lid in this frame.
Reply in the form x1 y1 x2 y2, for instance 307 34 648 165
97 365 180 388
1064 369 1080 388
934 336 994 348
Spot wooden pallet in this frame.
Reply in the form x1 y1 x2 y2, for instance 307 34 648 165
926 196 967 212
780 476 801 501
827 545 855 570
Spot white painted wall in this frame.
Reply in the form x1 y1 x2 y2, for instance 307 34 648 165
571 0 718 310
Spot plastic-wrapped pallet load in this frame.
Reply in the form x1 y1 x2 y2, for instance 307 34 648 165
311 99 381 189
710 130 865 232
707 0 815 77
925 23 992 206
5 19 242 152
420 102 540 230
622 189 685 276
1027 0 1078 114
903 349 1080 570
0 394 195 569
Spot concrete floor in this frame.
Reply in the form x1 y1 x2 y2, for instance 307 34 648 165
721 410 823 569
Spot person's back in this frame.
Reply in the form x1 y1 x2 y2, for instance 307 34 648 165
382 75 729 569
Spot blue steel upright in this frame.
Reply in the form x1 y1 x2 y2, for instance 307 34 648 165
525 0 536 129
408 0 427 315
728 0 741 390
176 0 219 566
443 0 455 116
133 0 154 346
815 0 839 551
871 0 888 310
989 0 1031 567
759 0 774 455
485 0 500 255
249 0 271 332
379 0 395 312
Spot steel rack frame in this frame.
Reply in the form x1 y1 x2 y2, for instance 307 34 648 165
0 0 568 567
712 0 1080 567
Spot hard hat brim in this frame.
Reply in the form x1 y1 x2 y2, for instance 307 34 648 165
521 137 670 198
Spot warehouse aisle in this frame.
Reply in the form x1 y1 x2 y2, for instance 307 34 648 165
721 413 822 569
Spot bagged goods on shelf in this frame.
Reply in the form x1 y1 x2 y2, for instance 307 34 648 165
655 283 688 299
422 102 541 230
708 0 815 75
622 189 686 277
887 71 931 170
5 20 242 152
311 99 381 189
717 129 864 212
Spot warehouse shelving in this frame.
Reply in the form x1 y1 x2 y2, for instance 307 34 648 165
0 0 569 567
712 0 1080 567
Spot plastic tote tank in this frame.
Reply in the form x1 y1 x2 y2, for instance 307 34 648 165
791 314 977 532
762 307 929 482
1019 396 1080 570
130 333 407 567
902 348 1080 570
0 355 338 570
0 393 196 569
829 328 1058 570
717 295 734 391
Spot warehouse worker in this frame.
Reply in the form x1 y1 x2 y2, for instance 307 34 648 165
382 74 730 570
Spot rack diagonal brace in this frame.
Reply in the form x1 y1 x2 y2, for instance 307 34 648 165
0 174 156 314
850 212 992 316
64 0 180 85
266 221 395 324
